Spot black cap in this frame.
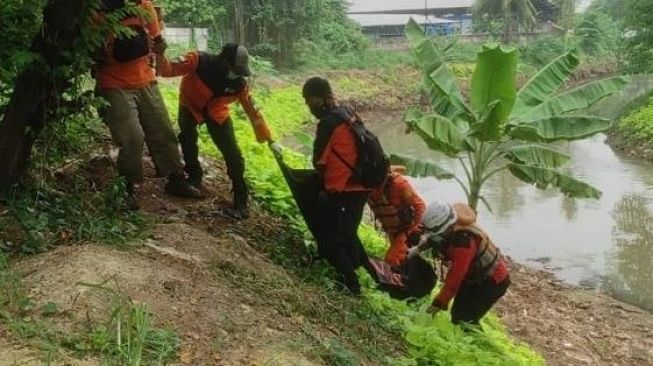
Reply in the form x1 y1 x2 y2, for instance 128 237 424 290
302 77 332 99
222 43 252 77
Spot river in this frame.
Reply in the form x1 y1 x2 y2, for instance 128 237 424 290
365 111 653 312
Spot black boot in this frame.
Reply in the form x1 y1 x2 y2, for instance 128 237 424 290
165 173 204 199
224 179 249 219
184 164 203 189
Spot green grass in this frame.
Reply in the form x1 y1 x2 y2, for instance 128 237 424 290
619 95 653 143
0 255 179 365
160 81 544 365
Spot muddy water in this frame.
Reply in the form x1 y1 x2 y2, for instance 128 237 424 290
364 112 653 312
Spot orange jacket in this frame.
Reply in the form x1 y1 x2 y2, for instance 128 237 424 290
369 173 426 235
313 108 366 193
156 51 272 143
95 0 160 90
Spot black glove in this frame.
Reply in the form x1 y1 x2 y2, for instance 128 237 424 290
407 231 421 247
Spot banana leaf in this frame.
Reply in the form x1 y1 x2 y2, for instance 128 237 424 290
513 51 580 117
507 115 610 142
517 76 630 122
507 163 601 199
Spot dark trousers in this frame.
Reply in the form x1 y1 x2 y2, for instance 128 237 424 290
318 191 372 293
178 106 247 195
451 276 510 325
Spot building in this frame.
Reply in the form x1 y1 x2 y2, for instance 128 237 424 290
347 0 474 45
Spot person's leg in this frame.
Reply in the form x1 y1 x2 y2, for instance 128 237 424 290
177 106 203 187
335 192 371 295
385 232 409 267
136 84 202 198
451 277 510 325
205 117 248 218
98 88 144 209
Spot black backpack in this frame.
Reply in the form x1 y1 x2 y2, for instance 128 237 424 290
333 111 388 189
101 0 150 63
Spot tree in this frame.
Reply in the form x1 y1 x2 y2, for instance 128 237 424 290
621 0 653 74
0 0 136 195
392 19 629 212
473 0 537 43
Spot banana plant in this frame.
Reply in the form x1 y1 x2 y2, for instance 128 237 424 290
393 19 630 212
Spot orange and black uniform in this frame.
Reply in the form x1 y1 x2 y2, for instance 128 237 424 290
369 173 426 266
431 215 510 324
94 0 184 185
312 106 372 294
157 50 272 198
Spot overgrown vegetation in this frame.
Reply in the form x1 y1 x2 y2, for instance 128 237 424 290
618 96 653 145
159 76 544 364
394 20 628 212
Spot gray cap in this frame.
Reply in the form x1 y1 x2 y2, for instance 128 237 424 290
233 45 252 77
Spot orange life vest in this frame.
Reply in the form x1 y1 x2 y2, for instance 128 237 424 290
369 174 413 235
452 224 502 283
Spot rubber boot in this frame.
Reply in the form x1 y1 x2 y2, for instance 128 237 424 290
165 173 204 199
225 179 249 220
184 164 203 190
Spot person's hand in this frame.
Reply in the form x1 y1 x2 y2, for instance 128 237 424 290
426 304 441 315
269 141 283 158
407 245 421 258
407 231 422 247
151 35 167 54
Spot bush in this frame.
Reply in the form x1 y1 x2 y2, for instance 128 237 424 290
518 35 569 68
619 96 653 141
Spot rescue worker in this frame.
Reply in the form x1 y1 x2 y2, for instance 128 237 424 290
368 165 426 267
303 76 372 295
156 43 280 219
94 0 202 209
409 201 510 325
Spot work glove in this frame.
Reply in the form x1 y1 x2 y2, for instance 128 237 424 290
407 245 421 259
407 231 422 247
268 141 283 159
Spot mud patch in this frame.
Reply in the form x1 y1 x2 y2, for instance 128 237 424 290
497 263 653 366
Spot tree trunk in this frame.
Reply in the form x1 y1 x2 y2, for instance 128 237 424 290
0 0 84 196
234 0 246 44
502 13 513 44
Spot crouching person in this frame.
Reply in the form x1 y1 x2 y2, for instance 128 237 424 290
369 164 426 267
410 201 510 325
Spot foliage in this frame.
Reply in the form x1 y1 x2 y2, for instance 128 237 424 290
621 0 653 74
619 96 653 143
473 0 537 43
397 19 629 212
0 0 43 104
518 35 569 68
158 79 544 364
574 7 620 58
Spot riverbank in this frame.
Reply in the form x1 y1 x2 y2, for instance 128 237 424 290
2 149 651 365
498 261 653 365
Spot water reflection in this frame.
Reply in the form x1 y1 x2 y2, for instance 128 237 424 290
604 195 653 312
366 111 653 311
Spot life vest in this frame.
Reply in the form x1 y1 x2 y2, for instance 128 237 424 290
195 53 247 99
451 224 502 284
369 173 414 235
103 0 151 63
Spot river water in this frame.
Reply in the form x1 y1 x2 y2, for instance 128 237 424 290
365 112 653 312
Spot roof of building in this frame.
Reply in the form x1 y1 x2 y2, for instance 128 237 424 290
349 13 455 27
347 0 474 14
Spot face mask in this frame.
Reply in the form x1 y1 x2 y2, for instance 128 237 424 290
227 70 240 80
